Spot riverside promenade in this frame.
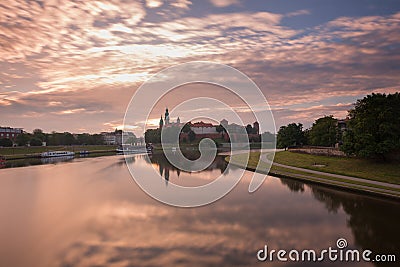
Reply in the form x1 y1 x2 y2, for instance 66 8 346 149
226 150 400 200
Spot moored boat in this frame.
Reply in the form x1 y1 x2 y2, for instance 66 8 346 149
116 145 147 154
0 156 6 168
41 151 75 158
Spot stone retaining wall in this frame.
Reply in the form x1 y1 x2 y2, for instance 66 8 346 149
289 146 346 157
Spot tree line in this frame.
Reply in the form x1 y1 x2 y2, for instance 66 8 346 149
0 129 105 147
277 93 400 160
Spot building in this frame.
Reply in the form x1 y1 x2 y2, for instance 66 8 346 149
101 132 117 145
156 108 260 142
187 121 222 140
0 126 23 141
190 121 217 135
159 108 184 129
101 130 137 145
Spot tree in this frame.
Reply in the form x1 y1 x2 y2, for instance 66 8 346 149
0 138 13 147
181 123 191 133
145 129 161 143
76 133 91 145
16 133 31 146
63 132 75 145
216 124 224 133
33 129 45 141
277 123 305 149
92 134 105 145
341 93 400 159
30 137 43 146
308 116 338 147
188 130 196 143
245 124 253 134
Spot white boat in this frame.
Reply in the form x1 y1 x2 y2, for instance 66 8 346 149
116 146 147 154
41 151 75 158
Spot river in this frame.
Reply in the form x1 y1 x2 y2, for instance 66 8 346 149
0 153 398 266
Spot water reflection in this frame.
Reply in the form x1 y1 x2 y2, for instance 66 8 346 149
1 152 116 169
0 154 398 267
41 155 74 165
280 178 400 266
146 152 229 186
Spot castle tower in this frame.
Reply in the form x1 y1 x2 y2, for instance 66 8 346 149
165 108 170 125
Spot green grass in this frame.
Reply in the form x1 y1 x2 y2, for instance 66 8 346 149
272 151 400 185
226 152 400 197
0 145 117 156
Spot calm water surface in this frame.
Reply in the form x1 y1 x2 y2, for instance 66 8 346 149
0 154 398 267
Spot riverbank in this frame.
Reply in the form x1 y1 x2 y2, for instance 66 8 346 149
226 151 400 200
0 145 117 160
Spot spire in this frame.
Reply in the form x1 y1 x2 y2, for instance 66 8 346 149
159 115 164 128
177 117 180 124
165 107 170 124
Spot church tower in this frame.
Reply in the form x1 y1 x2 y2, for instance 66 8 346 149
165 108 170 125
159 115 164 129
177 117 180 124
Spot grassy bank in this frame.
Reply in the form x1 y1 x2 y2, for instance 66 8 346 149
272 151 400 185
0 145 117 159
226 151 400 199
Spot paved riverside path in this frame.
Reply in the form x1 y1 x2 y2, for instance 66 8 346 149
260 152 400 191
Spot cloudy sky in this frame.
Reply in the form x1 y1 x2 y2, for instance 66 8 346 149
1 0 399 135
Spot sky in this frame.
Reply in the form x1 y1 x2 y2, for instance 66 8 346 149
1 0 400 136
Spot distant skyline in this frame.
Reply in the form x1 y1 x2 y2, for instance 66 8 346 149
1 0 399 136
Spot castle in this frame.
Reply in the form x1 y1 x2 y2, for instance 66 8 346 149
158 108 260 142
159 108 183 128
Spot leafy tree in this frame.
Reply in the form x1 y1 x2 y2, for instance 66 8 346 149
188 130 196 143
46 132 76 145
277 123 305 149
308 116 338 147
181 123 191 133
63 132 75 145
47 131 59 146
145 129 161 143
30 137 43 146
216 124 224 133
33 129 45 141
245 124 253 134
0 138 13 147
76 133 91 145
341 93 400 159
92 134 105 145
16 133 31 146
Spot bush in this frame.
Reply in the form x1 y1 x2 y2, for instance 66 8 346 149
30 138 43 146
0 138 13 147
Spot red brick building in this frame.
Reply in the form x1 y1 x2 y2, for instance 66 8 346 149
0 127 23 141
